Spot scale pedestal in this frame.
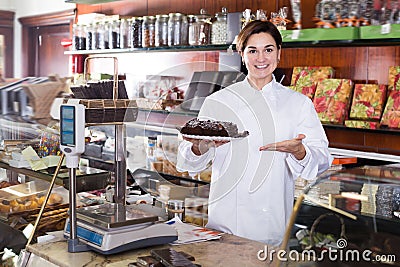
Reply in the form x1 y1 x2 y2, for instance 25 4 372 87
60 92 177 254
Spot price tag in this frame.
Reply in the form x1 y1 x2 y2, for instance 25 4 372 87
291 30 300 40
381 24 391 34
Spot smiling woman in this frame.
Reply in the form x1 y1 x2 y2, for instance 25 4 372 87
236 21 282 90
177 20 332 246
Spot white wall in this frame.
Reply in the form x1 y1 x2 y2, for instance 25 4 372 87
4 0 76 77
0 0 12 9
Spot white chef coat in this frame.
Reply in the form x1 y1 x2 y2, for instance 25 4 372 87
177 76 333 246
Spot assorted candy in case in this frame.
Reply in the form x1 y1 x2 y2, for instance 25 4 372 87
36 124 61 158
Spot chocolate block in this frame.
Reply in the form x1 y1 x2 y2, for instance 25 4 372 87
114 100 127 122
85 100 104 123
103 99 116 122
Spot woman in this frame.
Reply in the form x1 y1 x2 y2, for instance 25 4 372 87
177 20 332 246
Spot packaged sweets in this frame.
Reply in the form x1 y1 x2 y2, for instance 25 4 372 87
380 90 400 128
349 84 386 120
388 66 400 91
344 120 380 129
290 66 335 99
313 79 353 124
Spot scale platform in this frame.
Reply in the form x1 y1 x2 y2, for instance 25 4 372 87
64 203 178 254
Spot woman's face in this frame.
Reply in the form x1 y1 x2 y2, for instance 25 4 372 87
240 32 281 87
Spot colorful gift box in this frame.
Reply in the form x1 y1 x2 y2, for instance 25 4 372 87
388 66 400 91
344 120 380 129
290 66 335 99
349 84 387 120
380 90 400 128
313 79 353 124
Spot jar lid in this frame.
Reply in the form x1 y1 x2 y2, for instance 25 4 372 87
215 12 227 18
143 15 156 20
156 14 169 18
195 14 212 20
196 8 211 20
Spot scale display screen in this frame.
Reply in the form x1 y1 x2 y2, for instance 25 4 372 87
60 105 75 146
65 222 103 246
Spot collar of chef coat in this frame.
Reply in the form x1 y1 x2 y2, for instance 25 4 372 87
244 74 278 93
243 75 280 112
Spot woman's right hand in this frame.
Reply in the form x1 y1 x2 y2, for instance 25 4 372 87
183 137 229 156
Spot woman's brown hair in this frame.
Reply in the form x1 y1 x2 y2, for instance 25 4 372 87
236 20 282 52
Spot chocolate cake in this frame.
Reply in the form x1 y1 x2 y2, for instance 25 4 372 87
180 118 248 137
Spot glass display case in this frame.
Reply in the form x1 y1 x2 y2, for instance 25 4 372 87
282 165 400 266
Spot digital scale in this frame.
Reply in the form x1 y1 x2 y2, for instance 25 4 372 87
64 203 177 254
59 100 178 254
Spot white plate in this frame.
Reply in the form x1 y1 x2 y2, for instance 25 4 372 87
181 132 249 141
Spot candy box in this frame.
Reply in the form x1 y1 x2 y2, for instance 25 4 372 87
349 84 387 120
344 120 380 129
290 66 335 99
380 90 400 128
388 66 400 91
313 79 353 124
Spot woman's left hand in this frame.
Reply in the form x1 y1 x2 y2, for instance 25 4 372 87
259 134 306 160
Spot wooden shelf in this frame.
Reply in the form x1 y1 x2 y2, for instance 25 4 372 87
324 125 400 161
64 44 232 55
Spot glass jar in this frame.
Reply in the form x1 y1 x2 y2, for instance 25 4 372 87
109 19 121 49
173 13 184 46
120 18 129 48
188 15 198 45
103 20 111 49
196 9 212 45
91 22 99 50
97 21 107 49
180 14 189 45
129 17 143 48
126 18 133 48
168 13 184 46
211 7 228 44
72 24 86 50
167 13 175 46
142 16 156 47
155 14 169 47
85 24 93 50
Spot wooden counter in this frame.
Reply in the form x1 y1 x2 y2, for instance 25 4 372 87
26 234 280 267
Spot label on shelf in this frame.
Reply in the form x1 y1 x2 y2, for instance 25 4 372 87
381 24 391 34
291 30 300 40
